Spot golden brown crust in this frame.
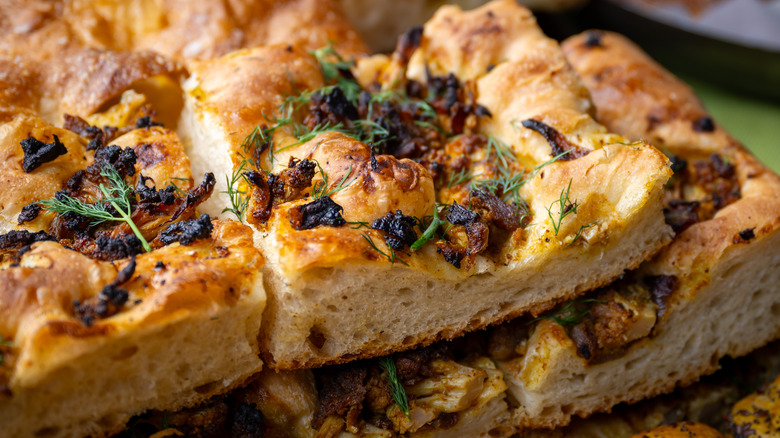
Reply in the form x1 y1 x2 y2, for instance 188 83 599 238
493 30 780 430
629 422 725 438
181 0 672 370
730 374 780 437
0 0 367 61
0 220 267 438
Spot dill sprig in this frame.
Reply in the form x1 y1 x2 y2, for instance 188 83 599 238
40 165 151 252
446 167 472 188
346 221 370 229
570 221 598 246
485 135 517 170
527 298 605 334
361 232 408 265
312 162 357 199
547 178 578 236
411 204 447 251
378 356 411 419
221 160 251 221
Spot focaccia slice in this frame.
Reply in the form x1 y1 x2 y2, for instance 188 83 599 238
0 0 367 62
0 100 266 438
113 333 513 438
179 0 672 369
488 30 780 429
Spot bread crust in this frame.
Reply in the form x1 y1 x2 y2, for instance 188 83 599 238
492 30 780 430
180 0 672 369
0 0 367 62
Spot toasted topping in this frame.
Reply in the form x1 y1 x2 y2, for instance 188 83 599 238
289 197 346 230
0 230 56 250
170 173 215 221
20 134 68 173
646 275 679 318
520 119 589 160
135 116 163 129
74 257 136 327
313 364 367 429
62 114 119 151
395 26 424 64
91 145 137 178
91 234 144 261
159 214 214 246
371 210 418 251
17 202 41 225
692 116 715 132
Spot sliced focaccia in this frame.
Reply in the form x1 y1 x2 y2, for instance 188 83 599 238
0 0 367 62
0 93 266 437
486 30 780 430
179 0 672 369
113 333 513 438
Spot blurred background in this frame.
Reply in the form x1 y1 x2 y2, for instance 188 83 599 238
340 0 780 172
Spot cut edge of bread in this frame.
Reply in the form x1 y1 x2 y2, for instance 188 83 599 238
0 274 266 438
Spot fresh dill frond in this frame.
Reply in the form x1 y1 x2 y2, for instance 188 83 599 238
312 162 356 199
221 160 251 221
411 204 446 251
546 178 578 236
361 232 408 265
378 356 411 419
40 165 151 252
527 298 605 334
446 167 472 188
346 221 370 229
570 221 598 246
485 135 517 171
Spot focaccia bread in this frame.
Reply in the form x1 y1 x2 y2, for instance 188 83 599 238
0 0 367 62
179 0 672 369
110 333 514 438
485 30 780 430
0 76 267 437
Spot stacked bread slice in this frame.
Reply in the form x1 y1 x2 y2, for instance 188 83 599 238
0 0 778 437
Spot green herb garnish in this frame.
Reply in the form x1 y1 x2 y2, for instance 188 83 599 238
312 162 357 199
378 356 411 419
411 204 446 251
361 232 408 265
0 336 11 365
527 298 605 334
547 178 578 236
40 165 151 252
221 159 251 221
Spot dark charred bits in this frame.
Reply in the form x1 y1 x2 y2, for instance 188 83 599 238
155 261 165 270
62 114 117 151
170 173 216 221
396 26 423 64
312 364 367 429
438 244 466 269
645 275 679 318
159 214 214 246
584 31 604 48
692 116 715 132
470 190 528 231
0 230 56 250
669 155 688 175
710 153 734 179
446 202 480 225
521 119 588 160
17 202 41 224
371 210 418 250
136 176 177 212
92 234 144 261
20 134 68 173
91 145 137 178
230 403 265 438
322 87 358 120
289 197 346 230
135 116 163 129
664 199 700 233
736 228 755 243
75 257 136 327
